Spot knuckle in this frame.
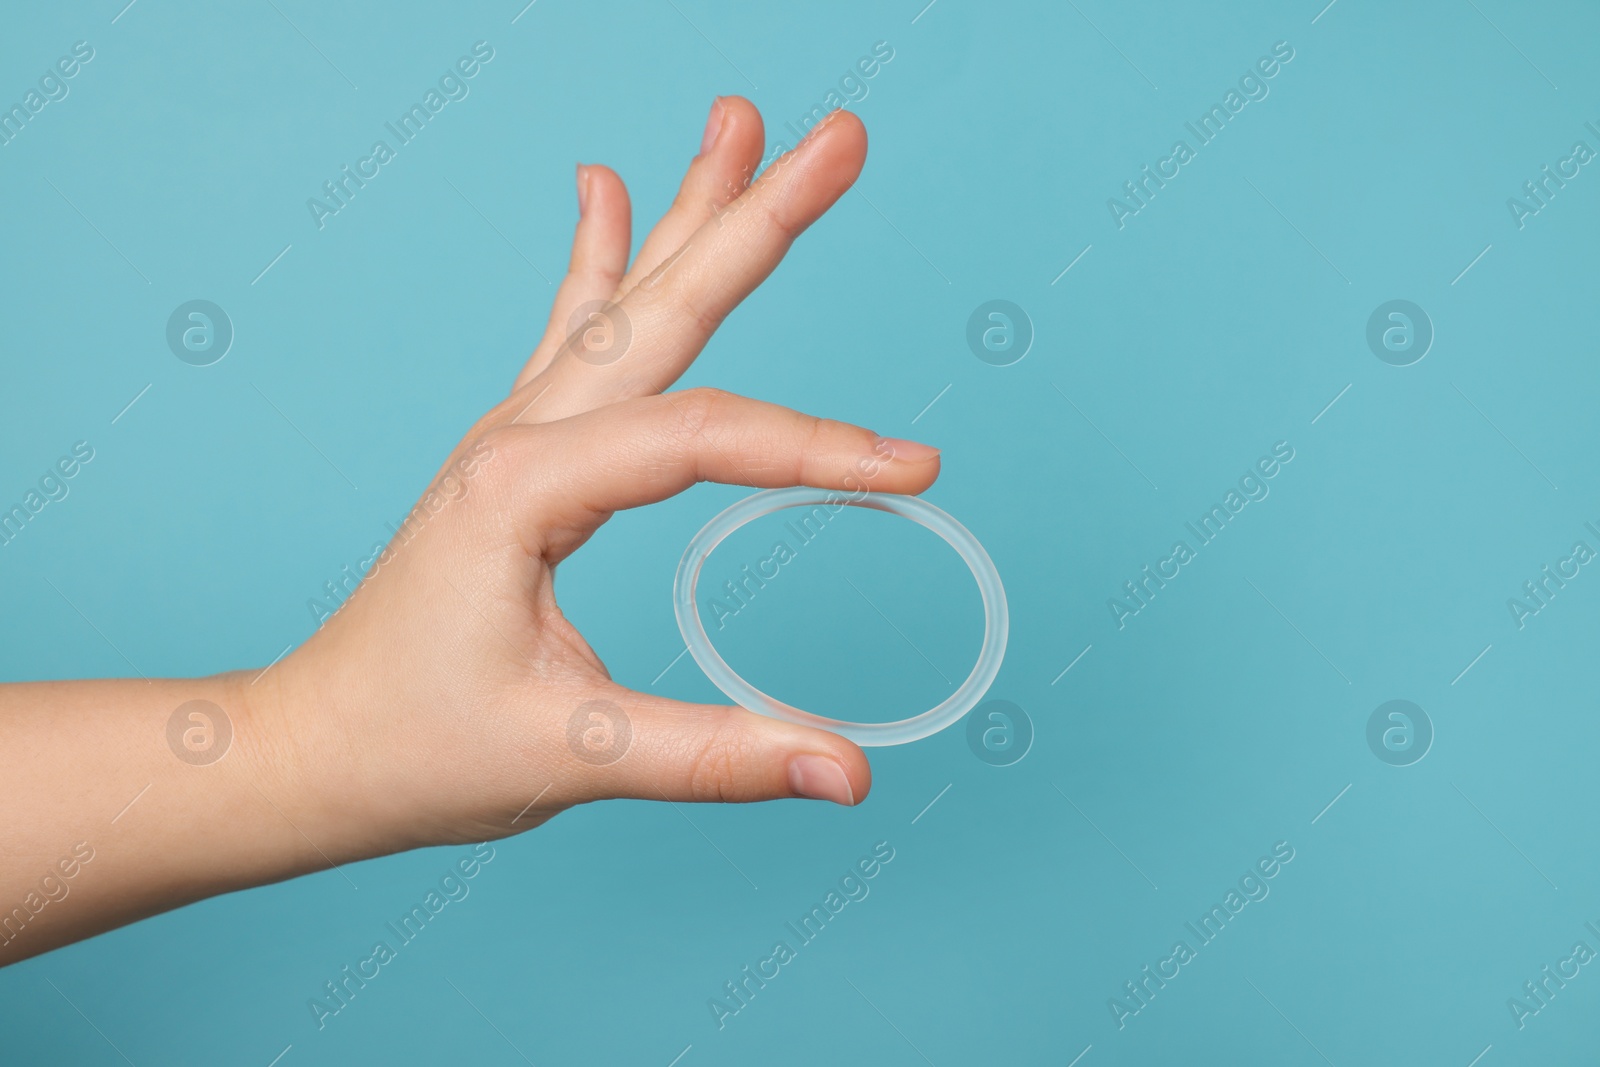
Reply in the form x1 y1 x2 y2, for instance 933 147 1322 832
473 423 523 465
663 285 725 338
394 426 522 536
574 263 624 292
466 425 531 491
684 716 758 802
795 413 831 481
670 387 735 440
752 195 804 243
669 187 707 219
801 412 833 453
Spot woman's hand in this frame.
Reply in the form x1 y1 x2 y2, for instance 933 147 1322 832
255 98 941 857
0 97 942 965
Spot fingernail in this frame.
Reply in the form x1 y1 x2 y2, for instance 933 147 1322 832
876 437 940 463
576 163 590 215
700 97 726 156
788 755 855 806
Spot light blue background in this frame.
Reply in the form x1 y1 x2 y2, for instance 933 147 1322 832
3 0 1599 1063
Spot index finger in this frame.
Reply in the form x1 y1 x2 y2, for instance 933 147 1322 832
503 387 939 561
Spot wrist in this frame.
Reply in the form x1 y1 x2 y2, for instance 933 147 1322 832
242 645 450 863
226 652 381 865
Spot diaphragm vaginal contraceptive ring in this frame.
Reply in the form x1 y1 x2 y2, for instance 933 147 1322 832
673 488 1008 747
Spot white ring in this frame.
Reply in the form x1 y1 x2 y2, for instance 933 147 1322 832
673 488 1008 746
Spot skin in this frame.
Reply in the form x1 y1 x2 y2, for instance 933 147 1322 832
0 98 940 965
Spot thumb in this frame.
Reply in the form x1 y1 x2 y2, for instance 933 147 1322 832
561 688 868 807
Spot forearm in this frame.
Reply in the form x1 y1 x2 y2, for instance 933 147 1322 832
0 670 353 964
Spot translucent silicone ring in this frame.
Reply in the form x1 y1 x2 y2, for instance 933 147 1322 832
673 488 1008 747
